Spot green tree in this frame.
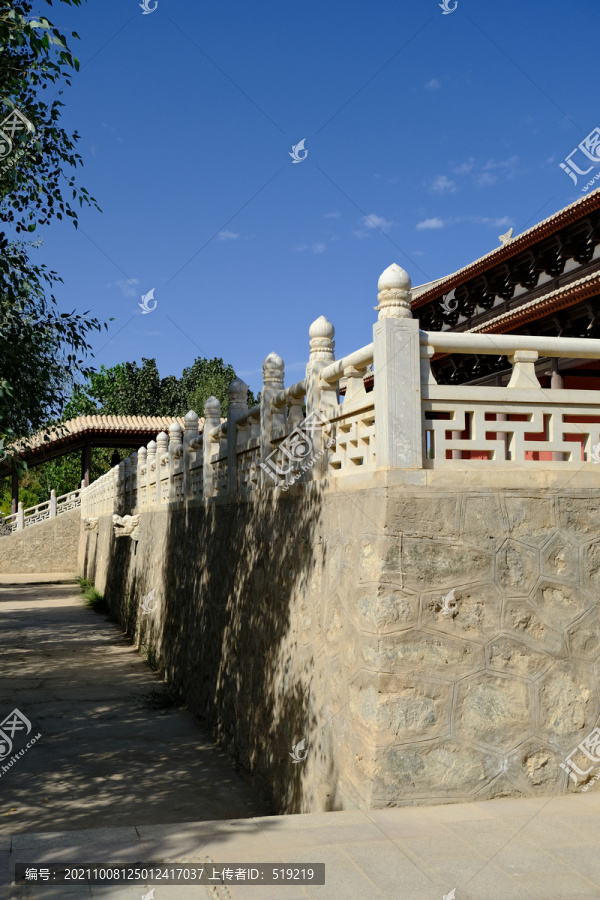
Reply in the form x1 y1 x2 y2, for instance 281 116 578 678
0 0 106 442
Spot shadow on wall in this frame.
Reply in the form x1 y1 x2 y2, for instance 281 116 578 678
93 486 338 814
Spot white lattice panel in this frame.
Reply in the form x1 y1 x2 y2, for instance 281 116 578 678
160 472 169 503
327 405 376 474
172 472 184 502
189 464 203 501
423 397 600 466
237 441 261 494
212 455 228 495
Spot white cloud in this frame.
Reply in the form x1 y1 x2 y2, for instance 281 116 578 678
312 242 326 254
323 211 341 218
110 278 139 298
218 230 240 240
425 78 441 90
431 175 456 194
416 217 444 230
474 172 497 187
294 243 309 251
364 213 395 232
452 157 475 175
416 215 513 231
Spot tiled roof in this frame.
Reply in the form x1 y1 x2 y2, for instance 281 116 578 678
466 271 600 335
412 187 600 310
16 415 194 453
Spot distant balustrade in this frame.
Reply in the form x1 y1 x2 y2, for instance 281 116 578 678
0 486 84 534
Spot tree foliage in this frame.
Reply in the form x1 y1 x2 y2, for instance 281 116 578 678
0 0 106 444
71 356 257 419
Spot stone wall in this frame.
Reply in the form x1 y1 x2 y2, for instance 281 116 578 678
0 510 80 574
78 482 600 812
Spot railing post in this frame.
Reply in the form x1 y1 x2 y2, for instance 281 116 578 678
117 461 126 513
137 447 147 508
129 451 138 509
49 489 57 518
305 316 337 416
156 432 169 504
203 397 221 499
260 353 285 487
373 263 423 469
146 440 157 506
227 378 248 496
17 501 24 531
183 410 199 501
305 316 337 478
168 422 183 502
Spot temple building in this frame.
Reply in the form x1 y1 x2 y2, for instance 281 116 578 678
411 188 600 390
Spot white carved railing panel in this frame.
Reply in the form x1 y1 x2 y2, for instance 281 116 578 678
326 403 376 474
189 459 204 501
172 471 184 502
1 488 82 534
213 455 228 495
236 440 261 494
423 386 600 467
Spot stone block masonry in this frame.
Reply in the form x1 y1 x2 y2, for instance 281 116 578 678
0 509 80 574
79 481 600 813
72 260 600 812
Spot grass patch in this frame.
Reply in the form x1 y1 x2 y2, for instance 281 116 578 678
78 577 109 614
145 646 159 671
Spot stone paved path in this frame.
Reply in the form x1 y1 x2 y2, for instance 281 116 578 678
3 581 600 899
0 582 265 865
5 794 600 899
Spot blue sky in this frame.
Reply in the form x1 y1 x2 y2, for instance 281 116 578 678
23 0 598 396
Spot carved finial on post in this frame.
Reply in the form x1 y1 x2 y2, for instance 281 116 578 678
375 263 412 319
260 353 285 488
203 396 222 499
308 315 335 362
